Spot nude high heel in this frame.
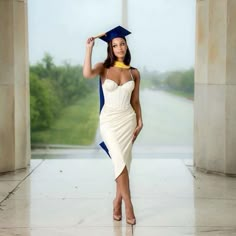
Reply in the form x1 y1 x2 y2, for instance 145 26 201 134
125 206 136 225
113 199 122 221
126 218 136 225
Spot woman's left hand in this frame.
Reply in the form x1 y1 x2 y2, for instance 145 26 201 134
132 124 143 143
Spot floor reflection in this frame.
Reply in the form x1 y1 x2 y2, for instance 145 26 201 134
1 159 236 236
113 223 133 236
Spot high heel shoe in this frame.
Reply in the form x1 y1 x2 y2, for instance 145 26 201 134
126 218 136 225
125 206 136 225
113 200 122 221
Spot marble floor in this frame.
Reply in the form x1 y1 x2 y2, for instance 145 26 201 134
1 149 236 236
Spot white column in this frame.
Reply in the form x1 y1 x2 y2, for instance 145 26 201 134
194 0 236 175
0 0 30 172
122 0 128 28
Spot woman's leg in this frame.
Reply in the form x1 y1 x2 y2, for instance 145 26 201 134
113 182 122 220
115 166 135 222
115 182 122 204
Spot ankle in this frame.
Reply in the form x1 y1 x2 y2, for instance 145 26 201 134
124 199 133 208
114 198 122 205
113 200 122 209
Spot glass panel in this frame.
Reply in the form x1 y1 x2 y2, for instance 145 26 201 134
28 0 195 155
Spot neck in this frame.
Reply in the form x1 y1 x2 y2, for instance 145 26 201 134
116 55 124 61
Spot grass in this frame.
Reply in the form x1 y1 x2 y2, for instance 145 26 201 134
31 92 99 145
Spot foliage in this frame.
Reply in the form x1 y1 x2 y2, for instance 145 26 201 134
30 72 61 130
141 68 194 98
30 53 97 135
165 69 194 93
31 92 99 145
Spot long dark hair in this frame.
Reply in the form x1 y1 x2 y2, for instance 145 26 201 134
103 37 131 68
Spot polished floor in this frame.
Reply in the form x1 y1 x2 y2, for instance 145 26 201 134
1 149 236 236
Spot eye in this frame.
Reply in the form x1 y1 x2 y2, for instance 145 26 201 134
112 45 117 48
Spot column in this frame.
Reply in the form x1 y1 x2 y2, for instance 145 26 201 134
0 0 30 172
122 0 128 28
194 0 236 175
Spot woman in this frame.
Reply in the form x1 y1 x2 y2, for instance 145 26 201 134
83 26 143 225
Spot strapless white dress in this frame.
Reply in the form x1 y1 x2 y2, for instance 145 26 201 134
100 78 137 179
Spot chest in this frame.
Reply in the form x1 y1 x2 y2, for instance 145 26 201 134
103 67 134 85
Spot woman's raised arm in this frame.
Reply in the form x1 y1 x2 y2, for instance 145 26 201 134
83 37 103 79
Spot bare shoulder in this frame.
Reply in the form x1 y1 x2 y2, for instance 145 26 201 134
131 68 140 81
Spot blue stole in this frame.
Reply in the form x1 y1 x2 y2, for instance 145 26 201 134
99 77 111 158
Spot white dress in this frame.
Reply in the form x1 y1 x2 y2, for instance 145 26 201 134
99 70 137 180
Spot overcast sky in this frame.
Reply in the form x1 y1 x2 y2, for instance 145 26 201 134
28 0 196 72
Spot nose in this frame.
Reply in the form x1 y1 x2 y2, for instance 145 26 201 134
118 45 124 52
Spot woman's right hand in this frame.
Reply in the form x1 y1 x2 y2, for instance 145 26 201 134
86 37 95 48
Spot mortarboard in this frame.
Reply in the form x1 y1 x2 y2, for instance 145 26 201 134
94 25 131 43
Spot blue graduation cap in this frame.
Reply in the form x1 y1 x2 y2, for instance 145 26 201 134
98 25 131 43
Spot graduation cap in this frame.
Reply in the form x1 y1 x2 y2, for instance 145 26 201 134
94 25 131 43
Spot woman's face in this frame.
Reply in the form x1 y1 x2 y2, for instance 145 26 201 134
111 37 127 60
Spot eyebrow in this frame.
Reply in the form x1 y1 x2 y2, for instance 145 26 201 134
112 41 125 46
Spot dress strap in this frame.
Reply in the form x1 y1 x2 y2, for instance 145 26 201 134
106 68 109 78
129 69 134 81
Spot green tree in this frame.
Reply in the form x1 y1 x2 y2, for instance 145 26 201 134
30 53 97 133
30 72 61 130
165 68 194 94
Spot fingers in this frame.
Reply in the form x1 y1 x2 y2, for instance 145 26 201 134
87 37 94 44
135 126 141 136
132 127 141 143
132 134 136 143
86 37 95 48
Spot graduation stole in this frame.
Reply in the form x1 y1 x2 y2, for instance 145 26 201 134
99 77 110 158
114 61 130 69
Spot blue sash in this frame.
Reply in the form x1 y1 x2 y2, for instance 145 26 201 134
99 77 111 158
